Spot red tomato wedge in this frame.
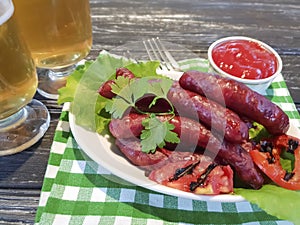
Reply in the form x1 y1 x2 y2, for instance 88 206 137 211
148 158 234 195
249 134 300 190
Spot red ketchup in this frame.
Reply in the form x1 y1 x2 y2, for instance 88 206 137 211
212 40 278 79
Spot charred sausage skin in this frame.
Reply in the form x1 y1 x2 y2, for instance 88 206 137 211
179 71 290 135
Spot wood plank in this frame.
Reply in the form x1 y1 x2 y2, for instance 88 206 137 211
0 189 40 225
90 0 300 50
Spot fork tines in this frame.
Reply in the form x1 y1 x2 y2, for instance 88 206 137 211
143 37 180 71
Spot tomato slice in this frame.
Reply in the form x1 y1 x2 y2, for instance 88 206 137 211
249 134 300 190
148 158 234 195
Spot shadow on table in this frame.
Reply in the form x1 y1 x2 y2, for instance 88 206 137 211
0 140 45 188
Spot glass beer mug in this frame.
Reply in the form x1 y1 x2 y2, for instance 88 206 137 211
0 0 50 156
12 0 93 99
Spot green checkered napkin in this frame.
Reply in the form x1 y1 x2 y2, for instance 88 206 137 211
35 58 300 225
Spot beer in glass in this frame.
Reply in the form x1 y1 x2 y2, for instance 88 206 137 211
13 0 93 99
0 0 50 155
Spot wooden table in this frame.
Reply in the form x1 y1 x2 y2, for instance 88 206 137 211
1 0 299 224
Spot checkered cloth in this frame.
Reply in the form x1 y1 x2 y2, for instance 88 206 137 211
35 58 300 225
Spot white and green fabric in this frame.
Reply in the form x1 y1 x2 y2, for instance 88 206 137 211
35 58 300 225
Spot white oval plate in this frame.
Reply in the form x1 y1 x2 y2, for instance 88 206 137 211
69 40 300 202
69 111 246 202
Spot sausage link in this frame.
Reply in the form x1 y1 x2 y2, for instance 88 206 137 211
98 68 136 99
116 67 135 78
98 80 116 99
179 71 290 135
135 95 172 113
109 113 210 150
109 113 147 139
115 138 168 170
115 138 203 171
216 142 264 189
168 82 249 143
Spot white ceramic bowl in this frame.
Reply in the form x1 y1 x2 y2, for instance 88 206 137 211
207 36 282 95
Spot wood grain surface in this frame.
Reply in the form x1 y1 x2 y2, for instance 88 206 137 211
0 0 299 224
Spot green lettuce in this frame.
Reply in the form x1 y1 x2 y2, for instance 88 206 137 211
58 51 161 133
58 51 300 225
235 185 300 225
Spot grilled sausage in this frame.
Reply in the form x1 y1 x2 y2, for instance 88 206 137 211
167 82 249 143
98 80 116 99
179 71 289 135
115 138 204 171
116 67 135 78
98 68 136 99
216 142 264 189
109 113 209 151
115 138 168 170
109 113 264 189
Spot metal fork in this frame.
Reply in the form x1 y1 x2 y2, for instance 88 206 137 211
143 37 183 79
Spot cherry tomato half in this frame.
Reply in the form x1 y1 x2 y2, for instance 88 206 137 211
250 134 300 190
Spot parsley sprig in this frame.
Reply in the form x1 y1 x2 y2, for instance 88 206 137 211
141 114 179 153
105 76 180 153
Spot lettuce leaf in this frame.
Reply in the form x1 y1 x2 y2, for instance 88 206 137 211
58 51 160 133
58 61 93 105
58 51 132 132
235 185 300 225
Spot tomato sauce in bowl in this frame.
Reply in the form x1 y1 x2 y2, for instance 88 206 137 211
211 39 277 80
207 36 282 94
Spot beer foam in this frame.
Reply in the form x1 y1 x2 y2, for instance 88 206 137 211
0 0 14 25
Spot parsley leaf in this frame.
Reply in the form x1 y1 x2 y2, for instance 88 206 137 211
107 76 149 118
140 114 180 153
106 76 173 119
164 122 180 143
106 75 179 153
148 78 173 98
